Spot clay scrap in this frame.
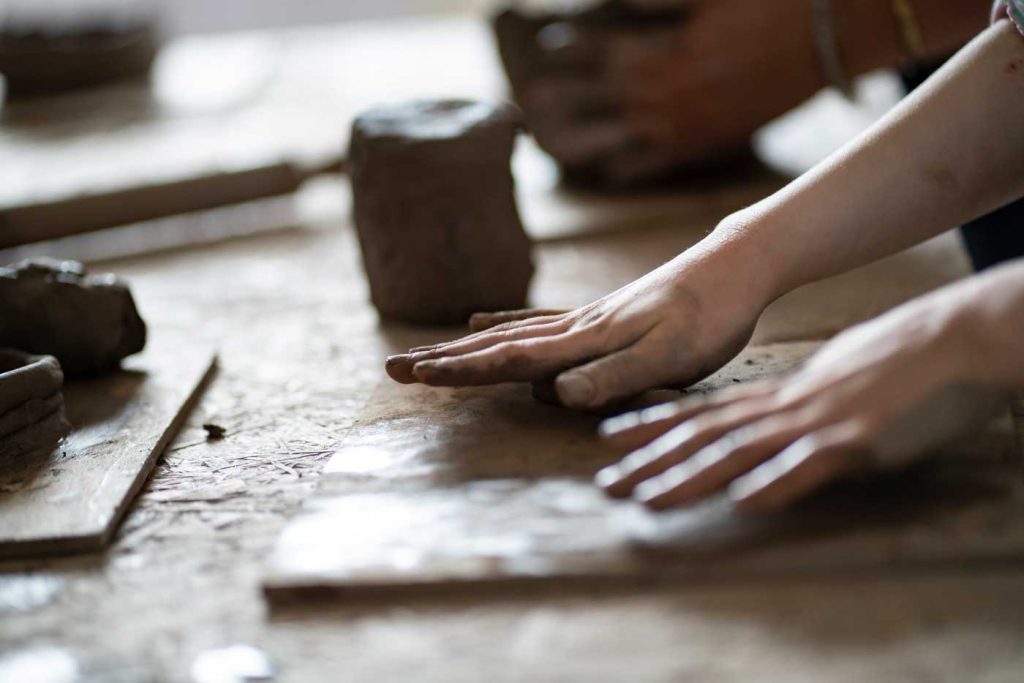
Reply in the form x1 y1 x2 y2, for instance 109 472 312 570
349 99 534 326
0 14 157 99
0 337 216 559
0 349 70 461
0 259 147 375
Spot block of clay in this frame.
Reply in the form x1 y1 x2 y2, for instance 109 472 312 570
349 99 535 326
0 259 147 375
0 349 70 460
0 15 158 99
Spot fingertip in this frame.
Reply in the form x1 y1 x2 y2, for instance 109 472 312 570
468 313 493 332
555 371 597 410
634 480 674 511
727 470 787 513
598 412 642 439
385 355 417 384
594 465 632 498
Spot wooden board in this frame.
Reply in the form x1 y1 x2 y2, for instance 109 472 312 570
264 343 1023 602
0 337 217 559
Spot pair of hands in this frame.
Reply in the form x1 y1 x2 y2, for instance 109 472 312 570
511 0 826 184
386 249 1008 512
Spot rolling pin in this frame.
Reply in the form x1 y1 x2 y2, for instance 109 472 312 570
0 156 346 249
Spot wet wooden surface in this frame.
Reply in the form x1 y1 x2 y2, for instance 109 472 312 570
2 16 1024 683
0 339 216 559
265 345 1022 602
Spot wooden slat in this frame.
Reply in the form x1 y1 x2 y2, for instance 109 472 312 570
0 337 217 559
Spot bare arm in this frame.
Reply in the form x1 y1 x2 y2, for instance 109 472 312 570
717 19 1024 298
388 20 1024 412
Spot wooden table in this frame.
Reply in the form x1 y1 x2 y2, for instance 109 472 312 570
3 17 1021 683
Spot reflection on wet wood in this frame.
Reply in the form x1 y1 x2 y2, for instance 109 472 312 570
0 338 217 559
266 468 1024 602
266 342 1024 602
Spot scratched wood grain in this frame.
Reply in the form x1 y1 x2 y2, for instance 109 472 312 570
0 337 217 559
264 342 1022 602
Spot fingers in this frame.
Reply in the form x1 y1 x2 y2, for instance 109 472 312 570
598 382 776 452
386 315 571 384
595 397 782 498
411 329 614 386
469 309 571 333
631 417 809 510
729 425 871 512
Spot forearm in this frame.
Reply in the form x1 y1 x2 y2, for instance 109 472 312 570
704 21 1024 299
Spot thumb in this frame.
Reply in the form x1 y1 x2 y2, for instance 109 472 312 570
554 337 677 410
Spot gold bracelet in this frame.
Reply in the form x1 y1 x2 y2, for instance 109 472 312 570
892 0 926 61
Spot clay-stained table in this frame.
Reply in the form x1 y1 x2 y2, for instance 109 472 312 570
1 16 1022 683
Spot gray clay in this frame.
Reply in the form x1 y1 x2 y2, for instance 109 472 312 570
0 16 157 99
0 259 147 375
349 99 535 326
0 349 70 459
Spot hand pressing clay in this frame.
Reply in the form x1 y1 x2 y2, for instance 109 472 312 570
0 259 147 375
0 349 70 459
350 99 535 326
0 13 158 99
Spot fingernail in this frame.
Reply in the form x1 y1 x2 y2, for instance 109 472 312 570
599 412 641 438
633 479 666 505
594 465 622 489
556 373 595 408
385 355 418 384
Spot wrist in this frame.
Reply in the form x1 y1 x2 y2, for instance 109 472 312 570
677 208 802 312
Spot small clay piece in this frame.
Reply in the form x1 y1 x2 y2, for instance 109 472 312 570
492 1 690 186
203 423 227 441
0 349 70 460
0 13 158 99
350 99 535 326
0 259 147 375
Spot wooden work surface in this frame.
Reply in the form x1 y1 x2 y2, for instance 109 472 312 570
0 339 216 560
264 346 1022 603
2 16 1023 683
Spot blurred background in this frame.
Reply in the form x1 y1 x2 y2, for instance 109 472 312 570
163 0 491 33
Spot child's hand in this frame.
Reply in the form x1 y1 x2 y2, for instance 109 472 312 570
385 247 774 411
596 283 1013 512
